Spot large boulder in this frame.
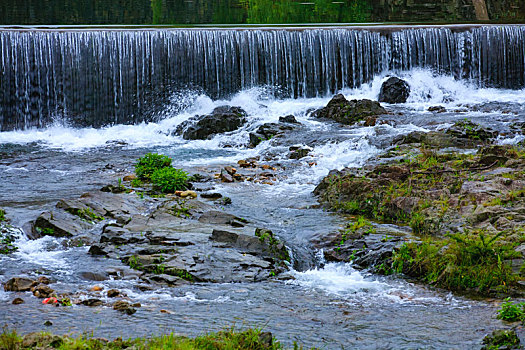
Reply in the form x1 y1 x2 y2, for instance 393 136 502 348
378 77 410 104
249 122 295 147
313 94 386 125
175 106 247 140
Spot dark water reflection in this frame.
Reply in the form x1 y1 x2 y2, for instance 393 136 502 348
1 0 525 25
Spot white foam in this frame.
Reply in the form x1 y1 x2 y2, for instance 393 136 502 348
340 68 525 111
291 263 390 296
2 68 523 152
12 235 69 269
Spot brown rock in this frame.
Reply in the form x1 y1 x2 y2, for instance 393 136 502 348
12 297 25 304
80 298 103 307
113 300 136 315
123 174 137 181
220 170 234 183
4 277 37 292
107 289 120 298
32 284 55 298
364 116 377 126
37 276 51 285
224 166 237 175
90 285 103 292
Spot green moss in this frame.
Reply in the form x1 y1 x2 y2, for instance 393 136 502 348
0 209 5 222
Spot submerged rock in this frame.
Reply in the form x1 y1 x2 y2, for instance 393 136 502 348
175 106 247 140
378 77 410 103
313 94 386 125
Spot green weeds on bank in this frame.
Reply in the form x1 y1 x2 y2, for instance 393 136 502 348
391 230 517 293
0 327 289 350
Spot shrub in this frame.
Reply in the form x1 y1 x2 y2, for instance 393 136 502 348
151 167 188 193
135 153 172 180
497 299 525 322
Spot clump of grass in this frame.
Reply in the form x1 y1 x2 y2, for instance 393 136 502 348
392 230 517 294
151 167 188 193
0 208 5 222
0 326 284 349
135 153 172 180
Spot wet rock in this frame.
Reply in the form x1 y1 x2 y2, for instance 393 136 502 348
378 77 410 103
396 130 486 148
145 274 186 287
279 115 299 123
32 284 55 298
428 105 446 113
313 94 386 125
289 146 312 159
107 289 120 298
12 297 24 304
249 122 296 147
175 106 247 140
258 332 273 348
364 116 377 126
80 298 104 307
200 192 223 199
446 120 497 142
43 320 53 326
113 300 136 315
34 210 92 237
37 276 51 285
79 271 108 281
198 211 247 227
224 166 236 175
220 170 234 183
187 173 212 183
238 158 258 168
4 277 37 292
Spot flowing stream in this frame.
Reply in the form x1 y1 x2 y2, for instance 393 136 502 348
1 26 525 348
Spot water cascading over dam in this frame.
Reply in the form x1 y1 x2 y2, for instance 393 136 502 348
1 25 524 130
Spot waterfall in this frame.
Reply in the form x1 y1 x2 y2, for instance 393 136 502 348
1 26 524 130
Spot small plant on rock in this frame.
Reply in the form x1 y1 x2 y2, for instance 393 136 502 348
151 167 188 193
497 298 525 322
135 153 172 180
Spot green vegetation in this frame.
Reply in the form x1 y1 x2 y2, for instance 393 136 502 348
133 153 188 194
497 298 525 322
0 326 286 349
0 230 18 255
151 167 188 193
335 216 375 250
391 230 518 294
135 153 172 181
67 207 104 223
172 199 192 218
482 329 522 350
0 208 5 222
127 255 142 270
